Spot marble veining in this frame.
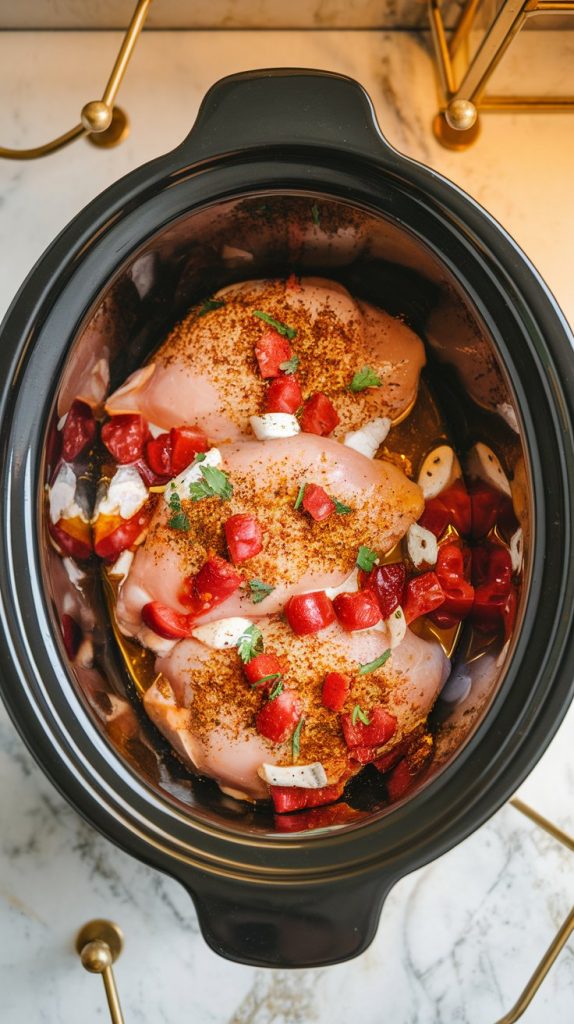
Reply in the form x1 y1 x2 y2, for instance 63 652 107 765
0 27 573 1024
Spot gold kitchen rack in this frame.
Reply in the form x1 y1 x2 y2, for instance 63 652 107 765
430 0 574 148
75 797 574 1024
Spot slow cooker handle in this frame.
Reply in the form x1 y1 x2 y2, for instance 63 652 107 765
175 68 399 165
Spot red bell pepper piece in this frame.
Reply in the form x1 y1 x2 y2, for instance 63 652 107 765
341 705 397 749
181 555 243 617
432 542 474 621
141 601 194 639
61 400 96 462
285 592 336 635
224 513 263 563
145 432 172 477
439 479 472 536
469 481 509 538
255 329 292 378
301 484 335 522
333 590 381 631
265 375 303 414
93 505 151 561
255 690 302 743
471 543 513 588
271 781 344 814
300 392 340 436
243 652 285 687
101 414 149 464
61 613 82 660
364 563 406 619
402 572 445 624
145 425 209 478
386 758 416 802
49 519 93 561
418 498 450 539
321 671 350 713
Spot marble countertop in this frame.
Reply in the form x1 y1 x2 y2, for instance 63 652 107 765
1 27 573 1024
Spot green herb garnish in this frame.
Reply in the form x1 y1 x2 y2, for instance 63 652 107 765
167 489 190 532
237 624 264 664
253 310 297 340
294 482 306 510
358 650 391 675
292 717 305 761
352 704 371 726
311 203 320 226
250 672 282 688
333 498 353 515
349 366 382 393
248 579 275 604
356 545 378 573
268 679 284 701
197 298 225 317
279 354 300 375
189 463 233 502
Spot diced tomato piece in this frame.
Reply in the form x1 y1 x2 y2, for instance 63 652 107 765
441 480 471 535
49 518 92 561
350 745 382 765
431 542 474 621
61 400 96 462
265 375 303 414
333 590 381 632
145 432 172 477
402 572 445 624
471 575 516 636
322 672 350 712
256 690 302 743
386 758 416 802
364 562 406 619
141 601 193 639
61 613 82 660
274 801 360 832
271 781 344 814
341 705 397 749
300 392 339 436
243 652 285 687
373 740 411 774
418 497 450 538
101 414 149 464
255 329 292 378
471 543 513 589
170 426 209 473
469 481 506 538
285 591 335 635
301 484 335 522
93 505 151 561
181 555 243 616
224 513 263 563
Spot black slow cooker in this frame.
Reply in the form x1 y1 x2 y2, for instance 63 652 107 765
1 69 573 969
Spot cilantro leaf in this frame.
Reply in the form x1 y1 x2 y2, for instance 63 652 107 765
250 672 282 688
237 624 264 664
248 579 275 604
294 482 306 511
333 497 353 515
311 203 320 226
253 310 297 340
168 511 191 531
292 716 305 761
189 464 233 502
197 298 225 317
358 650 391 675
268 679 284 701
349 366 382 393
279 354 300 375
352 704 371 726
356 545 379 573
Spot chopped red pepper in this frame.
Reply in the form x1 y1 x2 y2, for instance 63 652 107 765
469 481 517 539
61 613 82 660
255 690 302 743
333 590 381 632
386 758 416 802
49 518 92 561
274 801 360 832
301 484 335 522
101 414 149 464
61 400 96 462
300 392 340 436
93 505 151 561
470 547 515 637
471 543 513 589
341 705 397 749
141 601 193 639
265 375 303 414
440 479 472 536
322 672 350 712
243 652 285 687
181 555 243 617
285 591 336 635
271 780 344 814
145 432 172 477
224 513 263 563
145 425 208 478
417 498 450 538
364 563 406 619
373 740 411 774
255 329 292 378
402 572 445 624
431 542 474 621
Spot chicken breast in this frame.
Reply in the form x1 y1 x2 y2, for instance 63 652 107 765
115 432 423 643
105 277 425 439
145 620 450 800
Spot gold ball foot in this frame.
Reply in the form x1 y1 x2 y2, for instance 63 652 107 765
445 98 478 131
86 106 130 149
432 111 481 151
81 100 113 133
76 919 124 965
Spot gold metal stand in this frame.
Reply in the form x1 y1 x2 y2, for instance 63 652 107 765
76 919 125 1024
0 0 152 159
429 0 574 148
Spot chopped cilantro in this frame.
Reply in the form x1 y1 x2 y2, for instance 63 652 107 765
333 498 353 515
197 298 225 317
352 704 371 726
250 672 282 688
311 203 321 226
279 354 300 375
294 482 306 510
253 310 297 340
292 716 305 761
237 624 264 664
189 463 233 502
248 579 275 604
358 650 391 675
349 366 382 393
167 489 190 532
356 545 378 572
268 679 284 701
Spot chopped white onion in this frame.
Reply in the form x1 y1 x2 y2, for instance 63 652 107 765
466 442 511 496
407 523 438 569
258 762 328 788
93 465 148 522
107 549 135 583
49 463 88 524
510 527 524 574
192 617 255 650
250 413 301 441
418 445 461 499
343 417 391 459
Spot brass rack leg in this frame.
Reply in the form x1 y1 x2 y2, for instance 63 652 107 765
76 920 125 1024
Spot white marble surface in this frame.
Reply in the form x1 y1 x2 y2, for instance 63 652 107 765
0 29 573 1024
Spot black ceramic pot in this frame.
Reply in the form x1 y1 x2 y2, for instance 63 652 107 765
1 70 573 969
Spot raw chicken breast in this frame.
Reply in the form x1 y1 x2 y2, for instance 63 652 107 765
115 432 423 643
105 277 425 439
145 620 450 800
